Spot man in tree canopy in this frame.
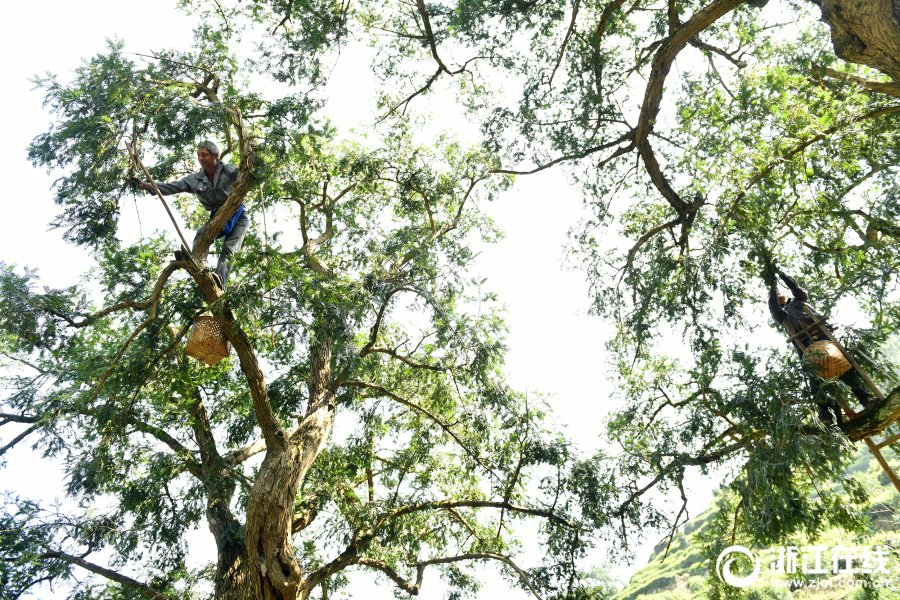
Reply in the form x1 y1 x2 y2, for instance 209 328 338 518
134 140 248 290
768 272 825 357
769 272 873 425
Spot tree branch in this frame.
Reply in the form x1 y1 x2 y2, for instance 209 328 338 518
356 553 540 599
493 132 634 175
39 550 173 599
0 413 39 425
86 278 171 405
622 216 682 272
69 262 180 328
291 504 319 534
299 533 375 595
543 0 581 93
360 286 407 356
124 416 201 477
415 0 449 73
364 347 455 372
0 423 40 457
635 0 748 211
612 434 761 518
354 557 424 595
342 381 498 478
690 37 747 68
814 64 900 99
224 437 268 466
173 122 284 451
272 0 294 33
391 178 480 272
840 385 900 442
385 498 577 530
591 0 631 101
718 105 900 235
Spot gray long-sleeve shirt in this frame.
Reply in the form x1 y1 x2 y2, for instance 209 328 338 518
154 161 239 212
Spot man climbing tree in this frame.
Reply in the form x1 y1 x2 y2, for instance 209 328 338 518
133 140 248 290
769 271 873 425
1 33 633 598
313 0 900 589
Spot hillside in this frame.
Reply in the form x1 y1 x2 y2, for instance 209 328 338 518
613 449 900 600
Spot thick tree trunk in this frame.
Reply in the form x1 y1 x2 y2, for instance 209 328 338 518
244 331 337 600
819 0 900 81
215 539 254 599
183 389 254 599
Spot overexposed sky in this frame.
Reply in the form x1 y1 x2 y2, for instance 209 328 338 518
0 0 742 596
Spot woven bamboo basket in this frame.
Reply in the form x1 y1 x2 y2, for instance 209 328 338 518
185 316 230 366
804 340 851 379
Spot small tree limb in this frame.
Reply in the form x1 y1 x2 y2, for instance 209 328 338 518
0 423 40 457
38 550 173 600
342 380 498 478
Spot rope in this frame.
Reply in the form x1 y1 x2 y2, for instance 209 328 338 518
852 347 900 387
260 189 274 347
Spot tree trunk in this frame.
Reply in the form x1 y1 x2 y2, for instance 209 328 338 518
215 539 254 599
819 0 900 81
185 389 254 599
244 331 337 600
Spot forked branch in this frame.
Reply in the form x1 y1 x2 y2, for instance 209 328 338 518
355 553 541 600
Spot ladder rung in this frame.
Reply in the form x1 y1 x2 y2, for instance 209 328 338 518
877 432 900 450
784 317 828 344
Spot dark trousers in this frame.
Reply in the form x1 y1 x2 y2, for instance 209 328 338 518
192 212 250 285
813 369 873 423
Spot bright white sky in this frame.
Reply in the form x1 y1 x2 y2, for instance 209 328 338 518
0 0 761 597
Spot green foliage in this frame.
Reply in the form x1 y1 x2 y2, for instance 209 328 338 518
614 449 900 600
2 5 607 597
6 0 900 597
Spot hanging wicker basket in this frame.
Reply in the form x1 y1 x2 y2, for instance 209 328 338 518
804 340 851 379
185 316 230 366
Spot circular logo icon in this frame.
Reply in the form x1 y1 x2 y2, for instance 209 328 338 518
716 545 761 588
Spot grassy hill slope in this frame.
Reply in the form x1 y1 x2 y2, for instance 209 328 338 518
613 449 900 600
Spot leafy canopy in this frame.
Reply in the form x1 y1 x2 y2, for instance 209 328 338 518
4 0 900 598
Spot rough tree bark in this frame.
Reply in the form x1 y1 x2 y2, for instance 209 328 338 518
818 0 900 81
187 389 253 599
242 328 336 600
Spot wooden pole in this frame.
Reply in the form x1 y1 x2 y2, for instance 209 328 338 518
125 143 193 254
877 431 900 450
865 438 900 492
782 322 807 353
260 189 274 347
784 317 828 344
802 305 885 400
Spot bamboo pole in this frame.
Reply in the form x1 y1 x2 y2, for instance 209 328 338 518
125 143 192 254
784 317 829 344
864 438 900 492
877 431 900 450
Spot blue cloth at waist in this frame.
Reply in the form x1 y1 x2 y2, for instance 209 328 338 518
210 204 245 239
